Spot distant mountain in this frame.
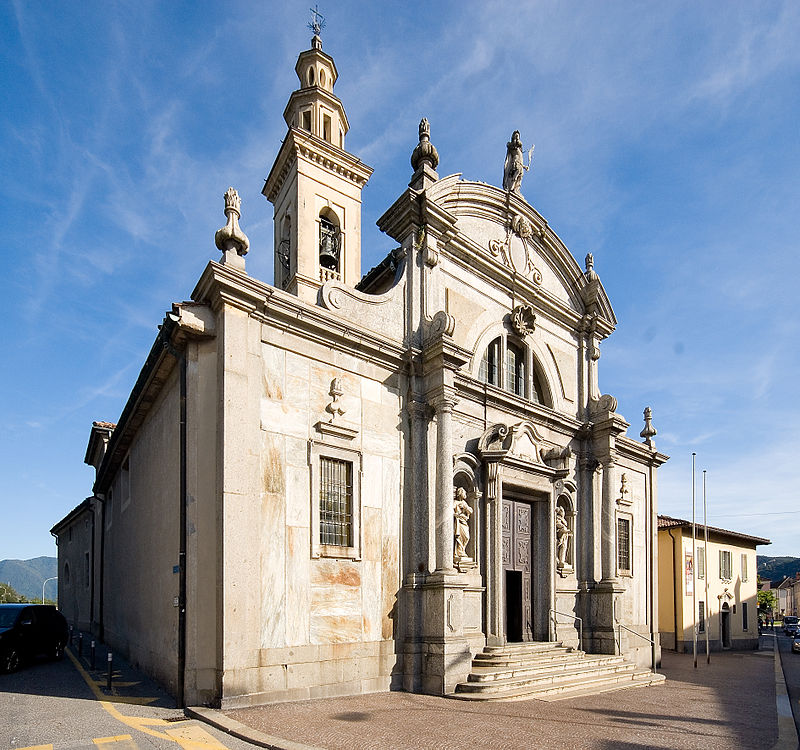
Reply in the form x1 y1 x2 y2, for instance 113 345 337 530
0 557 58 601
758 555 800 584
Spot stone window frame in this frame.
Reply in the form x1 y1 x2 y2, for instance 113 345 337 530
309 439 362 561
616 511 633 577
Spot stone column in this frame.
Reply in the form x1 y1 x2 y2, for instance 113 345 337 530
409 399 431 573
432 391 457 574
485 461 504 646
600 451 618 584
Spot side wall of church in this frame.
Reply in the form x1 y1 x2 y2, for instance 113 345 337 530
217 302 405 706
101 367 181 695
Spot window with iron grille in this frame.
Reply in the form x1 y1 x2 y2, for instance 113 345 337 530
698 601 705 633
617 517 631 574
319 457 353 547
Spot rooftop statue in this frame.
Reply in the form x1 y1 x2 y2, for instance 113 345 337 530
503 130 534 193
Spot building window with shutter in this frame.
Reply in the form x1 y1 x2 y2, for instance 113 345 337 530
741 554 748 582
719 549 732 581
697 546 705 579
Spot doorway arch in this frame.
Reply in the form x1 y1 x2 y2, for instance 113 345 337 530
720 602 731 648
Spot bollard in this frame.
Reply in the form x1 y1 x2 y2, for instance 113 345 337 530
90 640 96 669
106 651 113 691
78 633 83 657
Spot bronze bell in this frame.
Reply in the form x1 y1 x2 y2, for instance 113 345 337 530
319 217 340 270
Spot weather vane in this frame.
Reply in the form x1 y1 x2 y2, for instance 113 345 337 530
308 5 326 36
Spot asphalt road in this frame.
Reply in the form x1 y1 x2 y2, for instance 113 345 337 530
777 629 800 741
0 647 255 750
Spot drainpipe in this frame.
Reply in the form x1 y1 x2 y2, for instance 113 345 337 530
164 320 187 708
89 505 95 634
667 527 679 651
98 497 105 641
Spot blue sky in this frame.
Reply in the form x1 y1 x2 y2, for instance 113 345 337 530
2 1 799 561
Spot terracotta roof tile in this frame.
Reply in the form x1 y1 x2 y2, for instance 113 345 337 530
657 514 770 545
92 421 117 429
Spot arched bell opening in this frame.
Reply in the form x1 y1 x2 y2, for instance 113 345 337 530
318 208 342 281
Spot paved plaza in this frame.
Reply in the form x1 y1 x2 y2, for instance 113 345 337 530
208 644 789 750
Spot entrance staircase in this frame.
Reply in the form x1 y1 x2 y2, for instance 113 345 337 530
449 641 665 702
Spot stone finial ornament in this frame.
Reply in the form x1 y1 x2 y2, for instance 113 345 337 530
325 378 346 421
411 118 439 172
618 473 629 503
215 187 250 267
640 406 657 448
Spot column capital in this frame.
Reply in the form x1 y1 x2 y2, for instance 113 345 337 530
429 387 459 413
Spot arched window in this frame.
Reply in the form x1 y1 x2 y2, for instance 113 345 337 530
63 561 70 586
478 335 550 406
318 210 341 276
308 67 315 86
479 338 500 387
277 214 291 288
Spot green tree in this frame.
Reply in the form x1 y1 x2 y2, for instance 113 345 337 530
0 582 28 603
758 589 777 613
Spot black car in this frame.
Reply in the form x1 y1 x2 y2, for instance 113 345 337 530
0 604 68 673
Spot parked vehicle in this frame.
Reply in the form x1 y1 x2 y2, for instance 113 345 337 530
0 604 68 673
792 634 800 654
783 615 799 636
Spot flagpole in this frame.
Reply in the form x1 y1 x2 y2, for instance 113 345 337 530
692 452 697 668
703 469 710 664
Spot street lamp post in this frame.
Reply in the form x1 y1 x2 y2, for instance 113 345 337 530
42 576 57 604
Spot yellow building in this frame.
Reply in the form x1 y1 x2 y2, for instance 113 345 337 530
658 515 769 652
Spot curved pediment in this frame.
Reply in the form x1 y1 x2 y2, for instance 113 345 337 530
426 176 616 326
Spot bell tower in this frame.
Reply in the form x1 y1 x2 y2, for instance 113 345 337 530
262 28 373 302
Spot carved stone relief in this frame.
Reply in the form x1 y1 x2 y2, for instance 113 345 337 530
487 213 543 284
510 304 536 336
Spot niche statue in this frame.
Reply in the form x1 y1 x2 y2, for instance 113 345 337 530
556 505 572 568
453 488 473 561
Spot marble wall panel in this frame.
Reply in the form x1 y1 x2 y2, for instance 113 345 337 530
285 436 308 469
286 525 311 647
362 429 400 460
285 464 310 528
261 432 286 496
360 560 382 641
362 398 401 435
361 453 382 508
260 397 309 440
285 351 310 383
310 559 362 644
381 534 399 640
260 486 286 650
261 343 286 400
363 507 382 562
360 377 382 404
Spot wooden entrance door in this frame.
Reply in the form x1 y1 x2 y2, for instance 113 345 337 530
502 499 533 641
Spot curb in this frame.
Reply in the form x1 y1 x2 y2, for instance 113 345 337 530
771 638 799 750
185 706 324 750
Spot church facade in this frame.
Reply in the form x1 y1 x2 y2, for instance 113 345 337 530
53 34 667 707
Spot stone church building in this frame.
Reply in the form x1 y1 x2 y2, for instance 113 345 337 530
52 33 668 707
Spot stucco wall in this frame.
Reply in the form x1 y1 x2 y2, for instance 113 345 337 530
102 366 181 693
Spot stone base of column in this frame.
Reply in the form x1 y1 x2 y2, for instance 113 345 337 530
587 581 626 654
418 572 472 695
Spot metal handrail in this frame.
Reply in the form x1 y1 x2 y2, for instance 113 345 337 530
549 608 583 653
616 622 657 673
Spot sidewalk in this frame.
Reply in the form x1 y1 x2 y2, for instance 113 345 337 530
200 643 787 750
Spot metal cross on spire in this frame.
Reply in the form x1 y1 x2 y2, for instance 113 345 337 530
308 5 326 37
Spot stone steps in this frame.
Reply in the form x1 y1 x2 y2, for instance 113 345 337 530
449 641 665 702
